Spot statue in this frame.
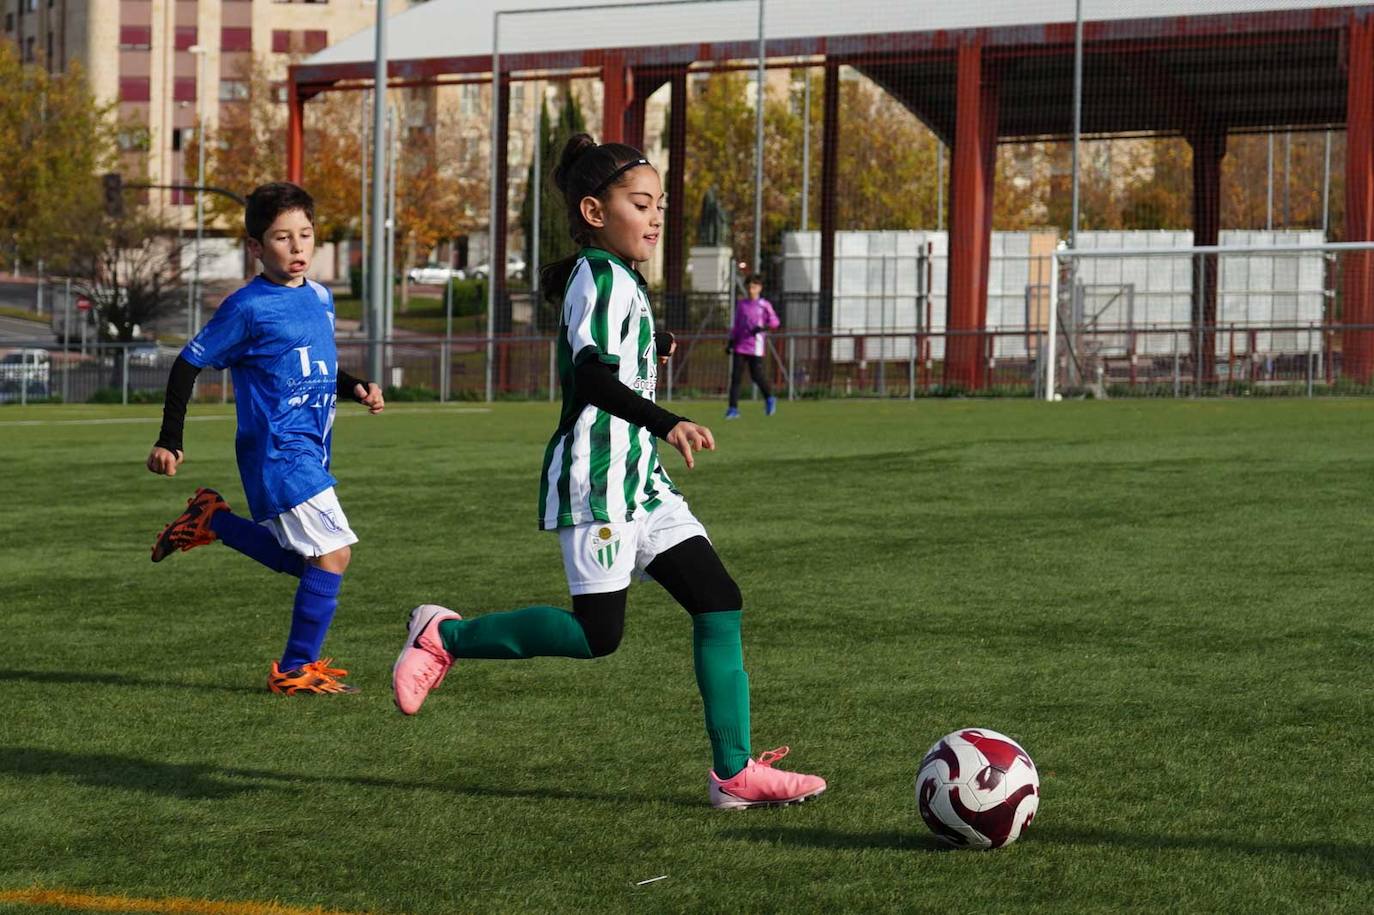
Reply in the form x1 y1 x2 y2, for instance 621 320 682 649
696 187 731 247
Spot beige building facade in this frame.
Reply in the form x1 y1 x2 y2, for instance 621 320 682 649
3 0 407 224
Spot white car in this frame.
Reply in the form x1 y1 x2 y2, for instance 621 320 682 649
0 348 51 385
469 255 526 280
407 264 464 285
128 344 172 367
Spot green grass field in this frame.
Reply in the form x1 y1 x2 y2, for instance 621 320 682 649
2 399 1372 914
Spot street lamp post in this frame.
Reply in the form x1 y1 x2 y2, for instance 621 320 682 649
188 44 208 337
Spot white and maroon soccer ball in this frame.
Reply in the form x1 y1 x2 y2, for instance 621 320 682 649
915 728 1039 849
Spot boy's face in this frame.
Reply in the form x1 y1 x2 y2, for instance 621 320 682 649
248 207 314 287
747 282 762 299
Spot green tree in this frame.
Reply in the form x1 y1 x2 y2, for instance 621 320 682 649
683 71 758 265
71 207 192 344
1222 131 1340 232
395 93 486 310
519 89 587 327
0 44 115 273
198 56 285 231
683 69 947 279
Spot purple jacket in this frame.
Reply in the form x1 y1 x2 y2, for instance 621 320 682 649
729 297 780 357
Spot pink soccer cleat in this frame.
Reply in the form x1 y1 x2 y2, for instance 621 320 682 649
393 604 460 715
708 746 827 810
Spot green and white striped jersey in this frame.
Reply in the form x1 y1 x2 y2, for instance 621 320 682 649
537 248 682 530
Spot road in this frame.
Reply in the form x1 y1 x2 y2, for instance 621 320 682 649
0 280 40 313
0 313 51 345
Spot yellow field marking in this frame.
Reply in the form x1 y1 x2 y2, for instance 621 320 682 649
0 887 366 915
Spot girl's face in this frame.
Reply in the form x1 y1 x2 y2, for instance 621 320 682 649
747 282 763 299
580 165 663 265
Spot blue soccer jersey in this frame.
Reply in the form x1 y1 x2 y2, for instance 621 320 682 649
183 276 340 522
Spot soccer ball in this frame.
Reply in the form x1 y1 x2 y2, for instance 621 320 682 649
915 728 1039 849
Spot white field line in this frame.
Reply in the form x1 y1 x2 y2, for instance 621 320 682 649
0 406 492 428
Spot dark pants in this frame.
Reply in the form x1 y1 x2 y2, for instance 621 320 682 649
570 536 742 656
728 354 772 408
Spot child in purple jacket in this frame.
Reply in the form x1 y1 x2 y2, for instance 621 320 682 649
726 274 780 419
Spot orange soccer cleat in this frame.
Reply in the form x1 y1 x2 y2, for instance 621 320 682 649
150 487 228 562
267 658 360 695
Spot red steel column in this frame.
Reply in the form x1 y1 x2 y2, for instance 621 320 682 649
601 53 627 144
945 40 991 390
1345 17 1374 382
665 69 688 328
1190 128 1224 383
624 95 646 149
493 77 511 339
818 60 841 384
819 60 840 331
286 75 304 183
976 68 1000 387
624 75 650 151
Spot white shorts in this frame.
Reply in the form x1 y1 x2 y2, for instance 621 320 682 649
557 499 708 596
264 487 358 558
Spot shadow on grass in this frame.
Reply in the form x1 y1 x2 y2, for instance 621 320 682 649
0 668 266 695
1036 825 1374 879
0 746 700 809
721 823 1374 877
719 825 948 853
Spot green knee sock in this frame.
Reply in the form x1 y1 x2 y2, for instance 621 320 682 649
438 606 593 660
692 610 751 779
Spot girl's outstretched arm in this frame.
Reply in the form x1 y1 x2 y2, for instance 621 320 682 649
572 360 714 468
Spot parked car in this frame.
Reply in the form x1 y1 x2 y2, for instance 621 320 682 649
406 264 465 285
469 255 526 280
0 348 51 385
127 344 171 367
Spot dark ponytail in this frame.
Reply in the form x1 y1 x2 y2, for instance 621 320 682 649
539 133 653 303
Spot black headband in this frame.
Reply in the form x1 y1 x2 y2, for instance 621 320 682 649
591 158 650 195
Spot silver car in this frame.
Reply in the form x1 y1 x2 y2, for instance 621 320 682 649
407 264 464 285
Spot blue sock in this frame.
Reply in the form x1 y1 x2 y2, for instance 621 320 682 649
210 511 305 576
280 566 343 671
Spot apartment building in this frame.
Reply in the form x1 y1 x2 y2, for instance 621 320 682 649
2 0 408 221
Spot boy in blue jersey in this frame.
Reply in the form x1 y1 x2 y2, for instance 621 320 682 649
146 182 385 696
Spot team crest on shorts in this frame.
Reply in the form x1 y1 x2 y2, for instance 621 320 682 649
589 525 621 571
318 509 344 534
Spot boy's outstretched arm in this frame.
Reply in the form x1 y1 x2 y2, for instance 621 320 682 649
337 369 384 414
147 355 202 476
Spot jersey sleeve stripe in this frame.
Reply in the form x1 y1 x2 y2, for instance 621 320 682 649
537 432 561 527
555 429 575 526
590 259 615 361
588 407 613 520
620 309 654 518
621 422 642 521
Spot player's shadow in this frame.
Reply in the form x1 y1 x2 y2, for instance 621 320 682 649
0 668 264 695
1036 825 1374 879
0 747 284 800
721 824 1374 876
719 825 950 853
0 746 701 808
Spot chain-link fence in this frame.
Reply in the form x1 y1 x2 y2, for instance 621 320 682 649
10 1 1374 406
0 341 225 406
379 0 1367 400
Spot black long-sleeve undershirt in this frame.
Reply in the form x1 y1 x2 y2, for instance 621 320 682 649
154 356 374 455
572 358 685 439
154 355 202 455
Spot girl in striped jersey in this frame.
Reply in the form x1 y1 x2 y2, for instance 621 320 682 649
393 134 825 809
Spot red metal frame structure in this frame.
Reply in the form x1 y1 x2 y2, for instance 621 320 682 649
288 5 1374 387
